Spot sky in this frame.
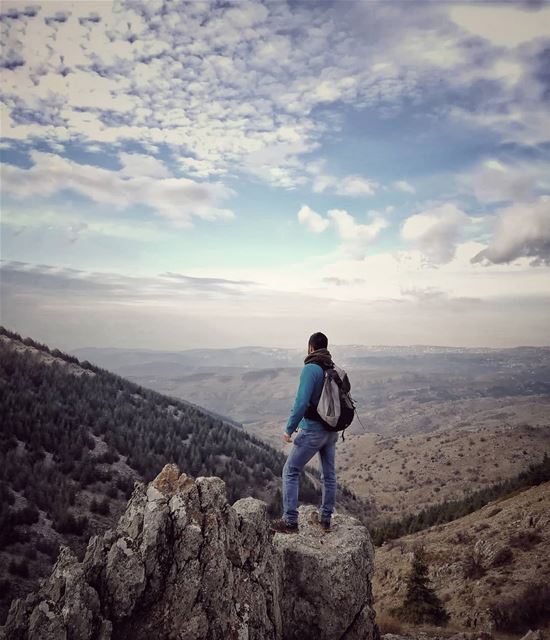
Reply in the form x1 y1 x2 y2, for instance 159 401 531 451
1 0 550 350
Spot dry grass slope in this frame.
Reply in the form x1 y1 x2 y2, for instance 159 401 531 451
373 481 550 634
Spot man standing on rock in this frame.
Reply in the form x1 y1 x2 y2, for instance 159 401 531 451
271 332 338 535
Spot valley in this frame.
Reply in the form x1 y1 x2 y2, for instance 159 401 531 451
74 344 550 520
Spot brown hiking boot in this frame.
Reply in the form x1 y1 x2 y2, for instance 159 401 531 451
308 511 331 532
270 518 299 534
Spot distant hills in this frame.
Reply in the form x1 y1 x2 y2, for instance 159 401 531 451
72 344 550 432
73 343 550 372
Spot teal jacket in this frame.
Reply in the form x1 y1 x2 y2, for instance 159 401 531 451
285 363 326 436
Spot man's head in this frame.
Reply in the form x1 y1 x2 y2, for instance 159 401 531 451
308 331 328 354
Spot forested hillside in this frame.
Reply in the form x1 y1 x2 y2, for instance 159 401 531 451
0 327 370 622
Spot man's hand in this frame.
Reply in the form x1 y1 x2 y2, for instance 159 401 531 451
281 433 292 444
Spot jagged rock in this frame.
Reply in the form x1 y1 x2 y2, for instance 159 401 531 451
520 631 544 640
2 464 380 640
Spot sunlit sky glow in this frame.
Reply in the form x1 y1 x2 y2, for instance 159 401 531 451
1 0 549 350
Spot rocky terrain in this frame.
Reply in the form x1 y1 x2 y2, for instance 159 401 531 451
1 464 378 640
373 481 550 635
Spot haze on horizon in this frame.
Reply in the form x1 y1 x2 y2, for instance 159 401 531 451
1 1 549 352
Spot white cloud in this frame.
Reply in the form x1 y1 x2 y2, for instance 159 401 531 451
460 158 550 203
471 196 550 266
118 153 171 179
310 165 378 197
1 151 235 227
336 176 378 197
449 5 550 48
394 180 415 194
3 0 545 188
297 205 329 233
328 209 388 244
297 205 388 256
401 203 470 264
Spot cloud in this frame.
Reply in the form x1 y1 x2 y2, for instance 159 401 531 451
298 205 388 255
159 272 259 291
449 4 550 48
460 158 550 203
1 151 235 227
297 205 330 233
322 276 365 287
400 286 480 306
118 153 171 179
2 0 545 188
471 196 550 266
394 180 416 194
1 205 172 243
401 286 447 302
401 203 470 264
328 209 388 244
66 222 88 244
313 173 378 197
0 260 259 301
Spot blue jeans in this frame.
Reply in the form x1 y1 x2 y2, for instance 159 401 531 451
282 428 339 525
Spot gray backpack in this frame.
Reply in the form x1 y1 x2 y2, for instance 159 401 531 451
305 363 355 440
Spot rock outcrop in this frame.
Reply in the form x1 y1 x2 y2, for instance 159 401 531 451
2 464 379 640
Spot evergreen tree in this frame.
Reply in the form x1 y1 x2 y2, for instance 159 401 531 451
394 547 449 625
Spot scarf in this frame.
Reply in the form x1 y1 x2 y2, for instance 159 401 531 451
304 347 334 369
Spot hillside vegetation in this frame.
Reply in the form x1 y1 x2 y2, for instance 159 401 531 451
370 452 550 545
0 327 369 623
373 480 550 634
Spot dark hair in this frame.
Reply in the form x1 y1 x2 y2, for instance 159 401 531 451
308 332 328 351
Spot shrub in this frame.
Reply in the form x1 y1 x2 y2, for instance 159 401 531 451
0 578 10 598
106 484 118 499
490 582 550 632
23 546 37 560
90 497 110 516
96 449 120 464
12 504 40 527
450 531 471 545
36 537 60 559
509 530 542 550
53 510 88 536
462 552 486 579
492 546 513 567
8 558 29 578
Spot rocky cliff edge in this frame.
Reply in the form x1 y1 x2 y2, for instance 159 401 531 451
2 464 379 640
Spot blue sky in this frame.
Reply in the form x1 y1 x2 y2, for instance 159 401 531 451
1 0 549 350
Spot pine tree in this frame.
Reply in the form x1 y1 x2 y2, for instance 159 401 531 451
394 546 449 625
